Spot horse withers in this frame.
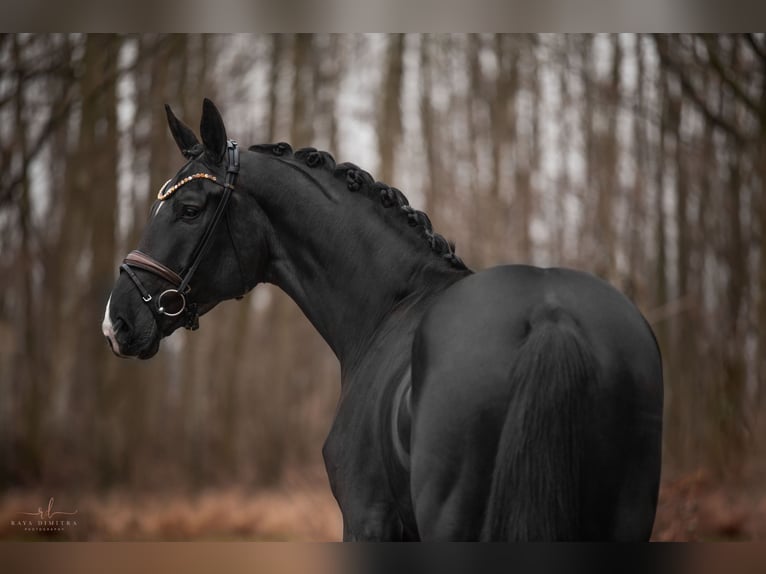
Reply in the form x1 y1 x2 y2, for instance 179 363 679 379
103 99 663 541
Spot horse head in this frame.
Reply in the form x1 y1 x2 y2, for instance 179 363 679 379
103 99 269 358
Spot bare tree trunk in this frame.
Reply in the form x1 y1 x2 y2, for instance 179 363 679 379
654 66 674 461
757 51 766 410
266 35 285 142
712 146 747 470
714 42 749 470
759 137 766 410
314 34 342 152
378 34 405 184
485 35 519 264
594 34 621 280
146 36 174 210
667 67 691 463
579 35 596 269
514 36 538 262
465 33 485 267
553 35 572 265
291 34 314 147
12 34 44 479
626 35 648 301
420 35 440 214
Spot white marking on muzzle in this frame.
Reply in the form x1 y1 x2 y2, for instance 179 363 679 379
102 295 122 355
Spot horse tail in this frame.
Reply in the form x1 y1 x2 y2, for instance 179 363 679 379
483 308 596 540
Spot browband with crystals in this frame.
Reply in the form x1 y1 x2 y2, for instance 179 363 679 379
158 173 221 200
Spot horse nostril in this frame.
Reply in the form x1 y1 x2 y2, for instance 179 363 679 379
106 336 114 351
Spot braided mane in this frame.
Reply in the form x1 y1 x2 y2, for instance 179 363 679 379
248 143 468 271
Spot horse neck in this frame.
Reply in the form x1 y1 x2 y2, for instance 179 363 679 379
242 151 467 366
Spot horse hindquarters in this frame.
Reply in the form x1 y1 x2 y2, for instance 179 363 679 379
481 313 596 540
409 266 662 541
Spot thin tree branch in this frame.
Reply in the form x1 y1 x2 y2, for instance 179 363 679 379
745 33 766 65
0 65 77 108
654 35 747 145
0 35 171 209
700 34 761 116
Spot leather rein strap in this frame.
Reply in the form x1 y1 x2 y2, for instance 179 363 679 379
119 140 240 330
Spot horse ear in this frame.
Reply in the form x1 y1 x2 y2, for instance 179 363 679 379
165 104 200 159
200 98 228 163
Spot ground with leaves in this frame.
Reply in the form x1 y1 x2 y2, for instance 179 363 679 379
652 465 766 541
1 467 764 541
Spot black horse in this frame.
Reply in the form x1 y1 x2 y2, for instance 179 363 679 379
103 99 663 541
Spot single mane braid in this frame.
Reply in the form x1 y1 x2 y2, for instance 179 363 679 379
249 142 468 270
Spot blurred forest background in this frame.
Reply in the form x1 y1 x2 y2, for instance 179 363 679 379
1 33 766 540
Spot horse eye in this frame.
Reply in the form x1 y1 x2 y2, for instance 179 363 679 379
182 205 201 219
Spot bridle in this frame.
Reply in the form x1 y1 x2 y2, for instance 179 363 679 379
120 140 240 331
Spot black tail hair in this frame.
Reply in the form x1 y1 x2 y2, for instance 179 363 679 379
483 311 596 540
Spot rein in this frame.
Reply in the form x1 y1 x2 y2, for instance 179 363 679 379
120 140 240 330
